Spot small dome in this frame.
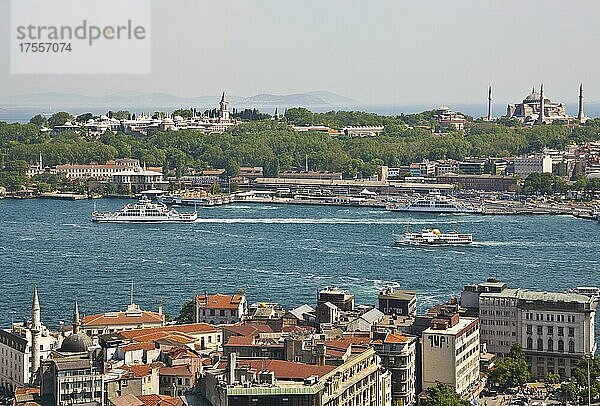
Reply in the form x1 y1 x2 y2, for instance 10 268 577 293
60 332 93 353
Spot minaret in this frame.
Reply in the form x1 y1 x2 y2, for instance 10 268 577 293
72 299 80 334
30 287 41 384
487 86 492 121
38 152 43 172
577 83 585 123
219 91 230 121
537 84 545 124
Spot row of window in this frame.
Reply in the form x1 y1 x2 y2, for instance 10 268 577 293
526 313 576 323
526 325 574 337
526 337 575 353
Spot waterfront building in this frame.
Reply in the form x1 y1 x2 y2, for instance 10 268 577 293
81 302 164 337
112 167 168 194
202 348 391 406
512 154 553 178
436 174 519 192
458 159 486 175
0 288 61 391
421 305 481 400
378 287 417 317
373 332 417 406
505 86 574 125
318 286 355 311
476 282 597 379
195 292 248 325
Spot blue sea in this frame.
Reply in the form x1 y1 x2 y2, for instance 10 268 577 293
0 198 598 329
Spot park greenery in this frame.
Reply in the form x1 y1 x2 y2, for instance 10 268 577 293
420 382 469 406
1 108 600 192
565 357 600 402
487 344 532 389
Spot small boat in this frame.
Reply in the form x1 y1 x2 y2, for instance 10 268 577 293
92 196 197 223
395 228 473 246
386 191 479 213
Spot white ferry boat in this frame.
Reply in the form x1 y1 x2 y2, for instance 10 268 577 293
395 228 473 246
386 191 479 213
92 197 197 223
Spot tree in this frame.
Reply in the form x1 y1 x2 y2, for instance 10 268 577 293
76 113 94 123
176 300 195 324
420 383 469 406
172 109 194 119
112 110 131 120
488 343 531 389
29 114 47 127
545 372 560 384
284 107 313 126
47 112 73 127
224 158 240 178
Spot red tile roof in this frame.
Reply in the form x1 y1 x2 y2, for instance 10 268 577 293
225 335 283 348
121 342 156 352
324 336 372 351
196 294 244 310
82 311 163 327
224 323 273 337
121 363 160 378
234 359 334 380
159 365 192 377
137 394 183 406
119 324 216 343
384 333 410 343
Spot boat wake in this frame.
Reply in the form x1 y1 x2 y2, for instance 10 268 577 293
193 218 480 225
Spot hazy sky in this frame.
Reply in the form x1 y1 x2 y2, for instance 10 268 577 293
1 0 599 105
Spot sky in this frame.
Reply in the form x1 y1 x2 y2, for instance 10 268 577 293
1 0 599 105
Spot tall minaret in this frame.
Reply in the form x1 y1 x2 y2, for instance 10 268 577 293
219 92 230 121
30 287 41 384
487 85 492 121
72 299 80 334
537 84 545 124
577 83 585 123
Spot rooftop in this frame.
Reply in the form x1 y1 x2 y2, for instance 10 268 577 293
82 308 163 327
481 288 594 305
196 293 245 310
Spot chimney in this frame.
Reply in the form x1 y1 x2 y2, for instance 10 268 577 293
228 352 237 384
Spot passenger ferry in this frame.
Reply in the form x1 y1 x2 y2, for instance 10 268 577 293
395 228 473 246
92 197 197 223
386 191 479 213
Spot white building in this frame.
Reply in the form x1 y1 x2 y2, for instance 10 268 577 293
342 126 384 137
0 289 61 392
421 308 480 399
195 292 247 325
81 302 164 337
56 158 140 180
512 154 553 178
112 167 168 193
479 287 597 379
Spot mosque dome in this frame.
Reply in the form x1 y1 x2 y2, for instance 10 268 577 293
60 332 93 353
524 92 541 102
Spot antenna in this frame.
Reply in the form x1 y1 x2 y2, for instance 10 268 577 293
130 280 134 305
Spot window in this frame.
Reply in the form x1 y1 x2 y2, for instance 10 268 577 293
558 340 564 353
220 310 225 316
537 326 543 335
558 327 564 336
547 339 553 352
527 337 533 350
568 341 575 353
568 328 574 337
210 309 215 316
537 338 543 351
547 326 553 335
526 325 532 334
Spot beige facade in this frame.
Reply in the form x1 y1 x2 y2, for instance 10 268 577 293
422 317 480 399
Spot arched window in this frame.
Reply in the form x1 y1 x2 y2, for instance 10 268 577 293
537 338 543 351
527 337 533 350
569 341 575 353
558 340 564 353
548 339 553 352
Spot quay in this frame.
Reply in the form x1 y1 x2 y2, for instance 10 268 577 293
39 192 88 200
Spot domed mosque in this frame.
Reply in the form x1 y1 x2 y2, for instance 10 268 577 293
504 84 586 125
60 300 93 354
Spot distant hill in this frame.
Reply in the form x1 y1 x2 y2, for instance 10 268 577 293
0 90 358 111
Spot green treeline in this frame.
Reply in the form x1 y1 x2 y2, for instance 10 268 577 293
1 110 600 181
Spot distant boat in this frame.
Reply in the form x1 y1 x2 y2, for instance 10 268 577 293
386 191 479 213
395 228 473 246
92 196 197 223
